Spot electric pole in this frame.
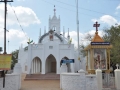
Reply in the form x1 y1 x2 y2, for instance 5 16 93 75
0 0 13 88
76 0 81 69
76 0 79 54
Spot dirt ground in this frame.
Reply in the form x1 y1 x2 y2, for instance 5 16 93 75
20 74 61 90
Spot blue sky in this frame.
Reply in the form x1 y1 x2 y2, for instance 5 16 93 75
0 0 120 53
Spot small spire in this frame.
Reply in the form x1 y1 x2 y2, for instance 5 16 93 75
21 44 23 48
67 28 70 40
44 26 46 34
54 5 56 16
63 26 65 37
39 28 41 38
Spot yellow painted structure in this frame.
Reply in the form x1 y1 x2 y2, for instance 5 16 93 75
0 54 12 70
84 31 112 74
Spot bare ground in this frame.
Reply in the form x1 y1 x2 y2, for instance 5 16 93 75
20 73 61 90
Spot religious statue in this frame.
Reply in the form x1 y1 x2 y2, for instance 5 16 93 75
49 30 54 41
94 49 106 69
94 52 101 69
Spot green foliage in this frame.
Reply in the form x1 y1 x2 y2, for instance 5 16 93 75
103 25 120 64
11 50 19 69
27 38 33 44
0 47 2 52
79 45 86 57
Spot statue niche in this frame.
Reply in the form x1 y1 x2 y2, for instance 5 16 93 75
49 30 54 41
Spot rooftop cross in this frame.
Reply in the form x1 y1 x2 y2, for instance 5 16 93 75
54 5 56 16
93 21 100 34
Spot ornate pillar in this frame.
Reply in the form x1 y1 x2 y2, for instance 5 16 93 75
86 51 88 71
108 49 110 70
90 49 92 70
37 59 39 73
91 49 94 70
31 61 33 74
41 60 45 74
34 59 35 74
36 59 37 73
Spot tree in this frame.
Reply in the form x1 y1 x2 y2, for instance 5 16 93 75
103 25 120 65
80 33 94 56
79 45 86 57
11 50 19 69
84 33 93 41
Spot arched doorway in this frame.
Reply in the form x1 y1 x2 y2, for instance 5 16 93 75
31 57 42 74
60 56 71 72
45 54 56 73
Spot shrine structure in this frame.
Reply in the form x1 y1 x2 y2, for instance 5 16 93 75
84 22 112 74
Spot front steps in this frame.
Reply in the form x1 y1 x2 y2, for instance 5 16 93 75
25 73 60 80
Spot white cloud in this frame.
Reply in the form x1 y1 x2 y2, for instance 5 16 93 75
92 5 120 25
92 15 118 26
7 29 28 40
0 29 104 53
100 15 117 25
0 3 40 27
116 4 120 10
115 11 119 15
91 19 98 23
0 29 28 52
115 4 120 15
64 30 104 48
0 29 28 42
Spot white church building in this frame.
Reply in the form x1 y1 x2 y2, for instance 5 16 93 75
18 6 85 75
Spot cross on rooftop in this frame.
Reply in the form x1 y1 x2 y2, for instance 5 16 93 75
93 21 100 33
54 5 56 13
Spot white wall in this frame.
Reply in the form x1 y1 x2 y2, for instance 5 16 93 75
60 70 98 90
18 48 28 73
19 39 75 74
0 74 20 90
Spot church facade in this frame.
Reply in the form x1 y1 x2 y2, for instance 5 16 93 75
18 7 82 74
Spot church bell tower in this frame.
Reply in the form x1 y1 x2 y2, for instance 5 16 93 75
49 5 60 34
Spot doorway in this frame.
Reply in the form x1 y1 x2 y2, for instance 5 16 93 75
45 54 56 73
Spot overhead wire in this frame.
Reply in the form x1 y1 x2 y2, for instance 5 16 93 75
52 0 120 18
9 2 29 40
42 0 100 18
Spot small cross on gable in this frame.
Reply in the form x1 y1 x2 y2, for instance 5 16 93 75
54 5 56 12
93 21 100 33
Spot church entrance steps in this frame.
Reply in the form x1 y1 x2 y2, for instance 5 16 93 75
24 73 60 80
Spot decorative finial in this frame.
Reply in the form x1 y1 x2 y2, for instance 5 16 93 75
39 28 41 38
54 5 56 16
93 21 100 34
63 26 65 37
68 28 69 36
116 63 119 69
67 28 70 40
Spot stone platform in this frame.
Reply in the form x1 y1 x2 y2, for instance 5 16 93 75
25 73 60 80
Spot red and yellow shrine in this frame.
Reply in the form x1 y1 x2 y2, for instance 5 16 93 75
84 22 112 74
